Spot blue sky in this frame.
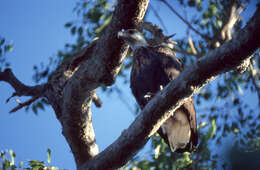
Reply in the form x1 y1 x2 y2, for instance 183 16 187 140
0 0 258 169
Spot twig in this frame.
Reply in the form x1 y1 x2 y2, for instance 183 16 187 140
235 57 251 73
140 21 200 57
221 3 245 41
211 2 245 48
9 96 40 113
174 47 201 57
150 4 168 33
249 63 260 107
138 21 177 47
6 92 17 103
0 68 47 113
0 68 47 97
114 84 136 114
160 0 211 41
60 0 150 168
188 34 198 55
183 6 199 56
92 93 102 108
81 7 260 169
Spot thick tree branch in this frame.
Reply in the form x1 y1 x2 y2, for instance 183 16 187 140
0 68 47 97
52 0 150 168
80 6 260 170
2 1 258 170
1 1 150 168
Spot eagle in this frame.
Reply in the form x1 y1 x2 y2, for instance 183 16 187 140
117 29 198 153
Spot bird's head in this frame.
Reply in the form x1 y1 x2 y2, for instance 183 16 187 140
117 29 148 51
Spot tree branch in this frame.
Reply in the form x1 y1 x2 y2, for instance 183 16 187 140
50 0 150 168
138 21 177 48
150 4 168 33
174 46 201 57
0 68 48 113
160 0 212 41
0 68 47 97
9 96 40 113
80 5 260 170
1 1 150 168
139 22 201 57
2 1 259 170
92 93 102 108
220 3 245 42
188 34 198 55
210 2 245 48
249 63 260 107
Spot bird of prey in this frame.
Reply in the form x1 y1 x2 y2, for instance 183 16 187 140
117 29 198 152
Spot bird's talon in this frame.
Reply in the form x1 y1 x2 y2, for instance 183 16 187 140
160 85 164 91
144 92 153 99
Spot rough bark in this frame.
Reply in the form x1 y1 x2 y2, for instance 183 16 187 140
1 0 150 169
58 0 150 168
1 1 259 170
80 6 260 170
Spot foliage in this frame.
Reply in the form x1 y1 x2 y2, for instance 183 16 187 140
124 119 217 170
2 0 260 169
0 37 13 71
227 139 260 170
28 0 260 168
0 149 63 170
123 0 259 169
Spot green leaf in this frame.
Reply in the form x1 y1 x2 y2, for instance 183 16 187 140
20 161 23 168
78 27 83 36
87 8 102 23
216 20 222 28
206 119 216 140
238 85 243 94
71 26 76 35
37 102 44 111
65 22 72 28
4 44 13 52
188 0 195 6
9 150 15 166
94 14 112 35
47 148 51 164
82 2 88 8
196 0 202 11
154 144 161 159
29 160 45 167
198 122 207 129
32 104 38 115
0 38 5 46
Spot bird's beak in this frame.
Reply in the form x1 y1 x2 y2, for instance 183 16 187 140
117 29 125 39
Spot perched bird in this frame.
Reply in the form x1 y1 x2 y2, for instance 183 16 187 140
117 29 198 152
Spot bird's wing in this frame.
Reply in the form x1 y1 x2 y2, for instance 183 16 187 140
154 47 198 152
130 46 197 152
182 98 198 146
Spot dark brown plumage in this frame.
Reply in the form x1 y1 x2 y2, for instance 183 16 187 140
118 29 198 152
